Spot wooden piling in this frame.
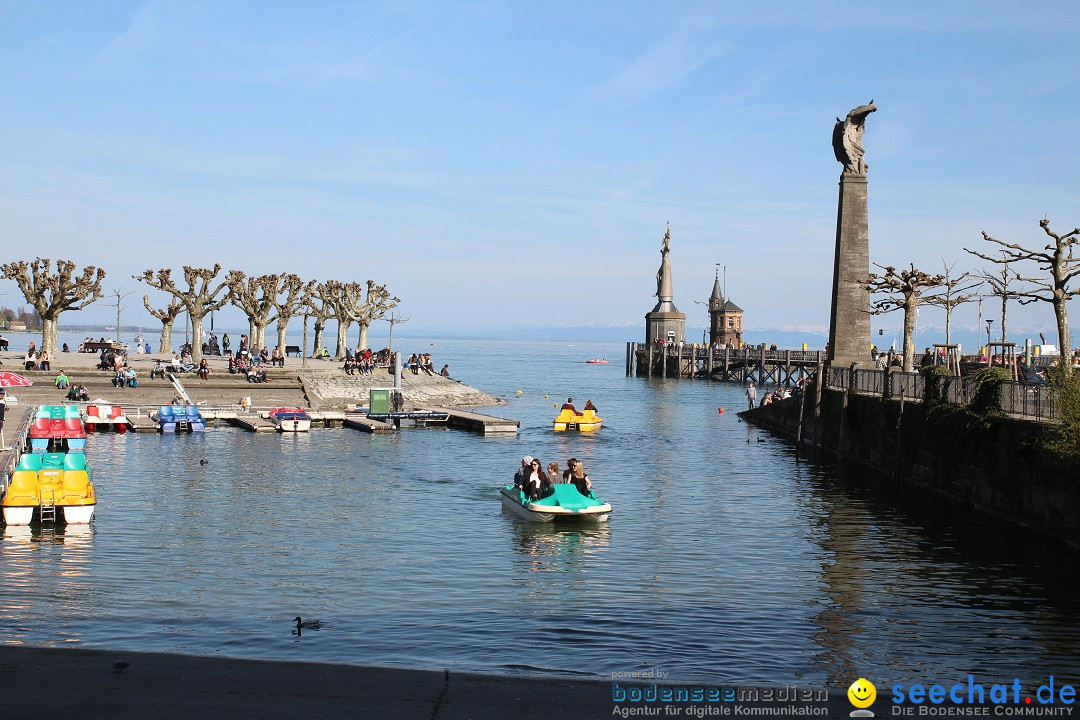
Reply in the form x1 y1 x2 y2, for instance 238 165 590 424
647 343 654 378
811 359 824 456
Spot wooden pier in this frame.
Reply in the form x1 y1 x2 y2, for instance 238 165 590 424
426 406 519 435
626 342 824 386
230 416 278 433
342 415 396 434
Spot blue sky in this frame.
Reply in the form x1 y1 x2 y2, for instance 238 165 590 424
1 2 1078 341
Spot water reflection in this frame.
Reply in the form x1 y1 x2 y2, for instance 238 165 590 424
507 519 611 575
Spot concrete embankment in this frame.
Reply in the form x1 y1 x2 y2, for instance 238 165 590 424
742 387 1080 546
0 646 868 719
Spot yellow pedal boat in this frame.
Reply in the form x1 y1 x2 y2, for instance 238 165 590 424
553 408 603 432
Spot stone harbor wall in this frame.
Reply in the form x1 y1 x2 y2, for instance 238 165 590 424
301 369 501 409
742 388 1080 546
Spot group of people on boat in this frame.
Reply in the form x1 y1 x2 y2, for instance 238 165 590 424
559 397 597 414
513 455 595 501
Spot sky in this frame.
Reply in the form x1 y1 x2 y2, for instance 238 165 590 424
1 1 1078 343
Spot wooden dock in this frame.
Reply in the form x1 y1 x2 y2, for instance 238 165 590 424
342 415 396 434
230 416 278 433
426 406 519 435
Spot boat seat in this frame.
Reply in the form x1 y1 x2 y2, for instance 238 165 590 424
42 452 66 468
17 454 43 471
3 471 40 506
29 418 52 438
86 406 101 419
61 471 92 503
64 406 82 419
63 454 88 471
159 405 175 418
110 405 124 419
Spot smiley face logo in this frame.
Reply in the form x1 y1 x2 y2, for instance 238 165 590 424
848 678 876 708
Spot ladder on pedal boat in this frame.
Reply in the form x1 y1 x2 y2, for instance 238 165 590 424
40 489 57 522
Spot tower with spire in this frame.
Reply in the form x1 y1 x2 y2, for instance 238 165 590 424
708 264 743 348
644 223 686 346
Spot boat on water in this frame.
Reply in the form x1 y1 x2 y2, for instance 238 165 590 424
267 407 312 432
153 405 206 432
499 484 612 523
586 358 608 364
2 406 97 525
553 408 603 432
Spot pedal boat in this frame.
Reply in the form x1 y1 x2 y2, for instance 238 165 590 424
553 408 602 432
2 452 96 525
267 407 312 432
500 484 612 523
586 358 609 364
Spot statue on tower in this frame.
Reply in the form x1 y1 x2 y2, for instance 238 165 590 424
832 101 877 175
655 223 673 300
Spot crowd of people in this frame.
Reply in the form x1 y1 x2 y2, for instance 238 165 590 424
513 455 596 501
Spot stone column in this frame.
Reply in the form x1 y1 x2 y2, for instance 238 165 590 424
827 172 871 368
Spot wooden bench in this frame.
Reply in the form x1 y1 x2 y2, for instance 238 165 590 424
82 342 123 354
284 345 302 357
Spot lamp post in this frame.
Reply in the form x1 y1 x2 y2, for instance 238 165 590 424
986 319 994 358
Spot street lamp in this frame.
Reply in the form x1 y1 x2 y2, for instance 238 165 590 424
986 319 994 357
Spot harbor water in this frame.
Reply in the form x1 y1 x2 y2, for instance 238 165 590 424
1 338 1079 687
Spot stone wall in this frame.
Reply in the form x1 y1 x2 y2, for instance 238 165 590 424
743 388 1080 546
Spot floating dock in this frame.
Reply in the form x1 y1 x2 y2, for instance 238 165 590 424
342 415 395 434
426 407 519 435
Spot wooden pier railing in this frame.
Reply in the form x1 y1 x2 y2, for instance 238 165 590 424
626 342 825 385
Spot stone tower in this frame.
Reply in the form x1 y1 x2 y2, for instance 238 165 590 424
708 270 743 348
645 223 686 346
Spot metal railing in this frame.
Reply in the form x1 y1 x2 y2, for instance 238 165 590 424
999 382 1058 421
889 371 925 401
816 366 1061 422
853 369 885 395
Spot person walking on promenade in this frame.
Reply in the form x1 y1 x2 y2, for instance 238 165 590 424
746 382 757 409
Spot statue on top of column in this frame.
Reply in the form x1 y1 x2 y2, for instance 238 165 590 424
832 101 877 175
655 223 673 300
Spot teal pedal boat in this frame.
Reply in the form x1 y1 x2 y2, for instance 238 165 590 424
500 484 612 523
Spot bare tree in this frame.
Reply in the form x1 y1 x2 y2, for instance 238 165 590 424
225 271 279 350
386 312 411 355
866 263 946 371
107 287 137 346
978 258 1022 346
319 281 363 359
922 260 981 348
144 294 184 354
352 280 399 352
967 219 1080 372
134 265 230 364
303 282 337 358
271 274 314 353
0 258 106 355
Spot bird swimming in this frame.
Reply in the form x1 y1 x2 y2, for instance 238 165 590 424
294 617 322 630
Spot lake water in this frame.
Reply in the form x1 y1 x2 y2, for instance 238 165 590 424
2 338 1079 687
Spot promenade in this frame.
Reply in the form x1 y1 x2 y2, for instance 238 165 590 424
0 347 500 410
